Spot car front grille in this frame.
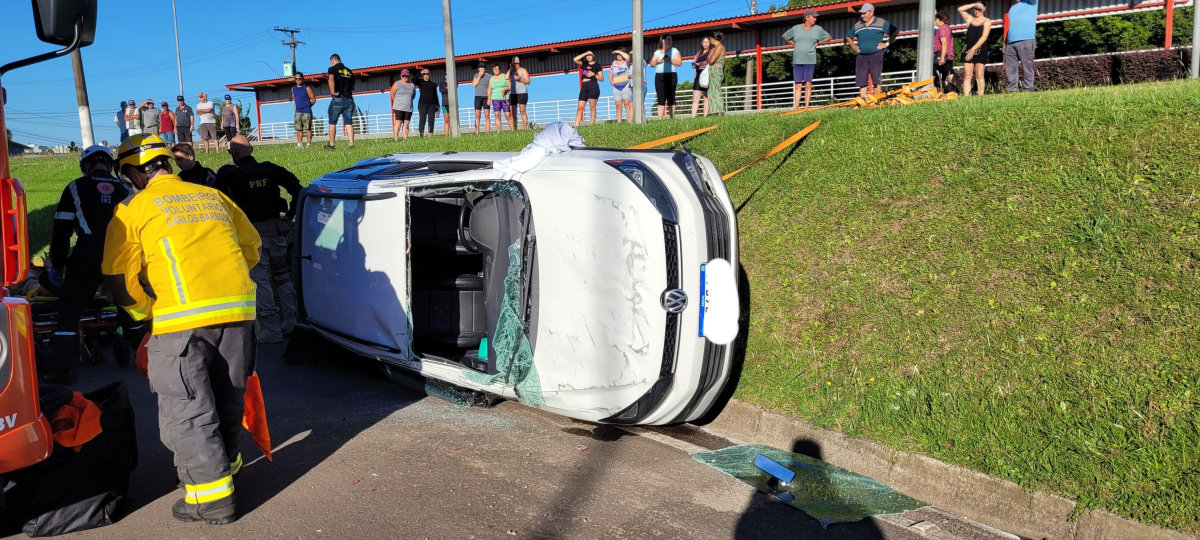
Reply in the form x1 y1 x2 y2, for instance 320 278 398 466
661 219 681 377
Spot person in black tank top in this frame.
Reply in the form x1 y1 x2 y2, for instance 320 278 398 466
958 2 993 96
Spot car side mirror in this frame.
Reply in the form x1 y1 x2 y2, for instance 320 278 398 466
31 0 96 47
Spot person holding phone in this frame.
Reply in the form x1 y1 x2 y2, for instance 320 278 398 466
691 36 713 117
573 51 604 127
648 34 682 118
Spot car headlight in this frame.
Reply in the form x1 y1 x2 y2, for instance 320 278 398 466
605 159 678 223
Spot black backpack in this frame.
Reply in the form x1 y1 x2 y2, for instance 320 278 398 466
1 381 138 537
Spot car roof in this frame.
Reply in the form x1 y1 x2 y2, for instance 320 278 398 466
313 149 681 184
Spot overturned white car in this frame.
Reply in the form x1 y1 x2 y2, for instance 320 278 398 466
295 140 739 426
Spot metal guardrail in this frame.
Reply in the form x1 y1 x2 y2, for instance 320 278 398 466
254 70 917 141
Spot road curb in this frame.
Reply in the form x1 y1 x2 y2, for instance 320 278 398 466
706 399 1197 540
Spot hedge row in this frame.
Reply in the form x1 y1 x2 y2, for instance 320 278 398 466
951 48 1193 92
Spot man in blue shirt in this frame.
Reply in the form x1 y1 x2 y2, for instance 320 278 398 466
1005 0 1038 92
291 72 316 148
844 3 899 97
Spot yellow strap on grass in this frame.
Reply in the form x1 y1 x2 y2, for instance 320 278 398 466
721 120 820 182
627 125 719 149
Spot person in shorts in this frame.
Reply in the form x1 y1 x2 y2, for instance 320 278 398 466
292 72 316 148
783 9 831 109
325 53 357 150
610 48 634 123
573 51 604 126
506 56 530 130
844 3 898 97
389 69 415 141
438 81 450 136
487 63 510 133
175 95 194 143
196 92 218 153
140 99 160 138
472 63 492 134
957 2 993 96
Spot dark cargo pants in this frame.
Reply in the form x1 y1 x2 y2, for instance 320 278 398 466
250 219 297 338
147 321 255 511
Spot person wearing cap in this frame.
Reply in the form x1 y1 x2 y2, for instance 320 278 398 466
506 57 531 130
291 72 316 148
43 145 134 384
115 102 129 141
125 100 143 136
220 95 239 148
784 9 832 110
196 92 218 154
104 133 260 525
325 53 357 150
1005 0 1038 93
844 3 899 97
159 102 178 145
389 69 416 141
175 95 195 144
141 99 161 139
472 62 492 134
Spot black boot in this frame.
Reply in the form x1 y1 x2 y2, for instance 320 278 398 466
48 332 78 385
172 494 237 525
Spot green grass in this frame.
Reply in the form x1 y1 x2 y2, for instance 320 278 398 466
11 80 1200 532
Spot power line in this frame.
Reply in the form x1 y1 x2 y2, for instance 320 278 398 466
594 0 733 37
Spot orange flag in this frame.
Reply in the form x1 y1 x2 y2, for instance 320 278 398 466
721 120 821 181
136 333 151 380
242 372 272 461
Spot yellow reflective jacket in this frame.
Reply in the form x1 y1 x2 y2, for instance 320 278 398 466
102 173 261 334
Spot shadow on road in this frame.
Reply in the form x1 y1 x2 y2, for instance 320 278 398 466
733 440 886 539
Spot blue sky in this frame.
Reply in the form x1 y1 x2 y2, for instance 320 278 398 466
2 0 748 147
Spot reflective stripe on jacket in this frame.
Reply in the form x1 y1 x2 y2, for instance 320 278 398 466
101 174 261 334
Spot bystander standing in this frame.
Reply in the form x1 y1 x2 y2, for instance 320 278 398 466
488 63 510 133
326 54 357 150
691 36 713 117
648 35 682 118
439 80 450 136
708 32 727 115
573 52 603 126
390 69 415 141
610 48 634 123
125 100 142 136
416 69 440 138
291 72 316 148
844 4 899 97
175 96 194 144
472 63 491 135
1005 0 1038 92
140 100 160 139
115 102 128 140
197 92 217 153
220 95 239 148
933 11 956 93
783 9 832 110
159 102 177 145
958 3 993 96
507 57 531 130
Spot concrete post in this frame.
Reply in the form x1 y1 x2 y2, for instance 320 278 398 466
1193 5 1200 77
632 0 645 124
70 49 94 147
916 0 936 81
441 0 461 137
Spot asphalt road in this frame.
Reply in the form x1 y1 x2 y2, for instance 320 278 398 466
19 340 1020 540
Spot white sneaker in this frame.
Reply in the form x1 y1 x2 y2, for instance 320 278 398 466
296 143 303 148
304 143 310 148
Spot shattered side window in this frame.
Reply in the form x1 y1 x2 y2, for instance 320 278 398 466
465 239 543 406
693 444 927 527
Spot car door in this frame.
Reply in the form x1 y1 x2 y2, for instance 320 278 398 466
298 182 409 356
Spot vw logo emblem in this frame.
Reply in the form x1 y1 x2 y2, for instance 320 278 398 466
660 289 688 313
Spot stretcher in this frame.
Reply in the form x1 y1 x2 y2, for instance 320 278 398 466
13 268 132 370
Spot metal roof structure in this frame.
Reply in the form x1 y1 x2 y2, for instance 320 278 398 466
228 0 1187 122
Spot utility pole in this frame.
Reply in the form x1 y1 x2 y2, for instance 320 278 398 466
1192 4 1200 77
751 0 757 14
70 49 94 147
274 27 304 73
916 0 936 82
172 0 184 96
441 0 461 137
632 0 645 124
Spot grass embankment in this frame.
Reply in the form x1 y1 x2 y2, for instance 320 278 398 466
11 80 1200 532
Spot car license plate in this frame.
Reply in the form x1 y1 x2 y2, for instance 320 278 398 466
699 258 738 345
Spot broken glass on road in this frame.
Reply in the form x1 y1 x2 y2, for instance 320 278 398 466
693 444 927 527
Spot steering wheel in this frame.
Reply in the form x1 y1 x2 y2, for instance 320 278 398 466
458 203 480 253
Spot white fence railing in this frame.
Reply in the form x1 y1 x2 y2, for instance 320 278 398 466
254 70 917 142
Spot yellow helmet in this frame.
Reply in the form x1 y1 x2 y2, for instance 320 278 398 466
116 133 172 170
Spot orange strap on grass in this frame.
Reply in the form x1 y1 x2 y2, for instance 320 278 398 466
721 120 820 181
627 125 719 149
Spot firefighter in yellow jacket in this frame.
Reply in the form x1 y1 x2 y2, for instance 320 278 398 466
102 133 260 525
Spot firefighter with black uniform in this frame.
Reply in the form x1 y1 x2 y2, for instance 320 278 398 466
213 135 302 343
44 146 141 384
103 133 261 524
